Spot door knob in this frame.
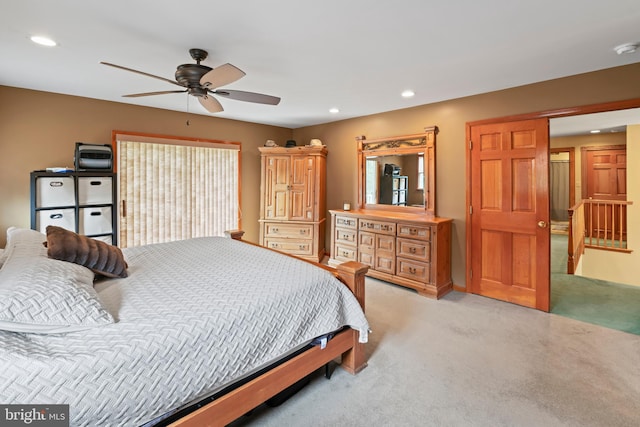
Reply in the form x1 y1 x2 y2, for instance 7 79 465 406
537 221 547 228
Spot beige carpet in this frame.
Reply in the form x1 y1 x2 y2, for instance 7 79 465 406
230 278 640 427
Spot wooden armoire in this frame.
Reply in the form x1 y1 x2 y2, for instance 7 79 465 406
258 145 327 262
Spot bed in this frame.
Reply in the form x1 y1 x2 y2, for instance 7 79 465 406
0 227 369 427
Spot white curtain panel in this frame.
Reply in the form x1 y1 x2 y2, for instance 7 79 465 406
118 139 239 248
550 160 570 222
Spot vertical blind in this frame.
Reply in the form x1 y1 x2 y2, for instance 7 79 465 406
118 138 240 247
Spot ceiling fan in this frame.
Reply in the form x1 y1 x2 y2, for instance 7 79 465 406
101 48 280 113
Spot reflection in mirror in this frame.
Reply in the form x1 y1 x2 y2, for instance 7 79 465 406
357 126 437 215
365 154 424 206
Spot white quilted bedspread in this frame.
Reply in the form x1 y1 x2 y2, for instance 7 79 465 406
0 237 369 426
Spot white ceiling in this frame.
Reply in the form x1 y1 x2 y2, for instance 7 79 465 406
1 1 640 129
550 108 640 137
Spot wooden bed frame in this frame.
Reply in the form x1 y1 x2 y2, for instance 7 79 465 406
168 230 369 427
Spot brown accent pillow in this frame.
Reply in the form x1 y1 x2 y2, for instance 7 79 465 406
45 226 128 278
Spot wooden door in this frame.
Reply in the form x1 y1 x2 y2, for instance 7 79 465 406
289 156 315 221
468 118 550 311
263 156 290 220
583 147 627 239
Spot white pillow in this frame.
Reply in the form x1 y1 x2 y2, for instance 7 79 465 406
0 227 24 269
0 227 114 334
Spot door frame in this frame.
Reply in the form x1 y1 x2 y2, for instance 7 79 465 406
465 97 640 308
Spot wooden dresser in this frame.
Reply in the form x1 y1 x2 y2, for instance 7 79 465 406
329 209 452 298
258 146 327 262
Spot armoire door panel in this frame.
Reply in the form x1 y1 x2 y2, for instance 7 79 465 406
289 156 314 221
264 156 290 220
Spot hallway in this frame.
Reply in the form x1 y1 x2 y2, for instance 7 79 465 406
550 234 640 335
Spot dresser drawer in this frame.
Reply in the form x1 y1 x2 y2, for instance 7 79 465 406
358 250 374 267
397 238 430 262
264 238 313 256
396 258 430 282
358 231 375 249
376 234 395 252
334 243 357 262
263 222 314 239
375 253 395 274
397 223 431 241
335 215 358 229
358 219 396 235
335 227 357 244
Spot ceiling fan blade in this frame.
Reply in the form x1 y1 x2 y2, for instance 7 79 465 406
211 89 281 105
123 90 187 98
200 63 246 89
198 94 224 113
101 62 183 87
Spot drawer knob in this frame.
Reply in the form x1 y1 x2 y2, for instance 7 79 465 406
271 243 278 248
300 229 307 234
409 267 416 274
410 228 417 235
409 247 416 254
272 228 279 233
299 245 306 250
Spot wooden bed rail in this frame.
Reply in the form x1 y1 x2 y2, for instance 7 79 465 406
173 230 369 426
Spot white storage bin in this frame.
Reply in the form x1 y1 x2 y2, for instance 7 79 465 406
36 209 76 233
78 177 113 205
36 177 75 208
79 207 113 235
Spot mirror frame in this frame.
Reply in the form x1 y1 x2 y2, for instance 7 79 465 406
357 126 437 215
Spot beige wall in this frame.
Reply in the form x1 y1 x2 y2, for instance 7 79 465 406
0 86 292 247
3 62 640 289
293 62 640 289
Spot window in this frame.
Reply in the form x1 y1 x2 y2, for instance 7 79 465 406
417 154 424 190
116 133 240 247
365 158 379 204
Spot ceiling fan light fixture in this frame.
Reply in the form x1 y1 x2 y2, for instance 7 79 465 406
613 42 638 55
30 35 56 47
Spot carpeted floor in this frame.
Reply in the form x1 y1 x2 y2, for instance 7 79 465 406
230 277 640 427
551 234 640 335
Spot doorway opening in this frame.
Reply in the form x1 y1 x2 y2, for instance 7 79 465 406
548 110 639 335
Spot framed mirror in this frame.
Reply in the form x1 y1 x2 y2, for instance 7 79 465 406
357 126 437 215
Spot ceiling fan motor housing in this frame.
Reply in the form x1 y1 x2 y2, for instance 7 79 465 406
175 64 212 95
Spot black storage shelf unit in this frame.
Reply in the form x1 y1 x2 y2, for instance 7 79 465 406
30 170 118 246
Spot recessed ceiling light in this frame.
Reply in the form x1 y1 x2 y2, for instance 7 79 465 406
590 130 601 134
30 35 57 47
613 42 638 55
329 108 339 114
401 90 415 98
